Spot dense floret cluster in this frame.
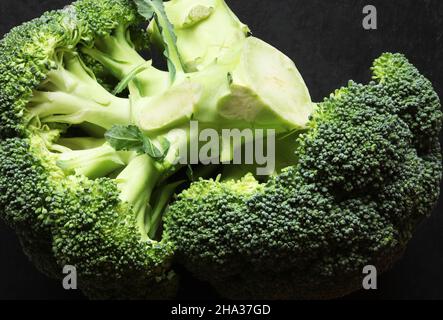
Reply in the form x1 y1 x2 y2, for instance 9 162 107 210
165 54 442 299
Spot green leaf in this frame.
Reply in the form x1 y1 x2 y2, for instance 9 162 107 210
134 0 183 81
158 136 171 157
142 135 168 160
112 63 149 95
133 0 155 19
105 125 145 153
105 125 170 161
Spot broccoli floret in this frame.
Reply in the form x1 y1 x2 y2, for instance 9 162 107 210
164 174 263 281
0 0 179 299
78 0 170 98
28 52 131 129
0 10 73 138
372 53 442 151
50 160 177 299
0 138 61 278
299 82 412 193
0 0 315 299
164 53 442 299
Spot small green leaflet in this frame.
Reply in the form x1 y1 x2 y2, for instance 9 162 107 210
104 125 142 151
157 136 171 157
142 134 171 160
133 0 155 18
112 63 149 95
133 0 183 82
105 125 170 161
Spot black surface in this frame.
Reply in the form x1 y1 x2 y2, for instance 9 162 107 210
0 0 442 300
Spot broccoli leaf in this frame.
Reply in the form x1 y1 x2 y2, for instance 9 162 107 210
142 134 170 160
133 0 155 19
134 0 183 81
112 63 149 95
105 125 170 160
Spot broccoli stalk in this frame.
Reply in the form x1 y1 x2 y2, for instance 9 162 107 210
81 25 147 79
116 154 164 241
27 53 131 129
56 143 132 179
132 36 315 135
81 23 170 98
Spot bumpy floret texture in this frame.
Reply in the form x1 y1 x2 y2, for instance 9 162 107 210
0 10 73 138
0 138 60 277
50 177 176 299
372 53 442 151
74 0 140 39
165 53 443 299
0 0 177 299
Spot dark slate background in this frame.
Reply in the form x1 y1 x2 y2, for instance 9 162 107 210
0 0 442 300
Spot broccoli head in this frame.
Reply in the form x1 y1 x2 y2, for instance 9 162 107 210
164 53 442 299
0 0 441 300
0 0 315 299
0 0 179 299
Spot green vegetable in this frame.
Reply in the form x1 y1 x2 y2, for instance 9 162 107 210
0 0 441 300
165 53 443 299
105 125 170 160
134 0 184 81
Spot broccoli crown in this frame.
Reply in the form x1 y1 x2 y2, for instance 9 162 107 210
164 53 443 299
372 53 442 151
74 0 140 39
0 0 179 299
50 176 176 299
0 0 441 301
0 10 76 138
0 138 61 278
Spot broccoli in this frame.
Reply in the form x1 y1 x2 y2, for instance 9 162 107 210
0 0 441 300
0 0 313 299
164 54 443 299
0 0 179 298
